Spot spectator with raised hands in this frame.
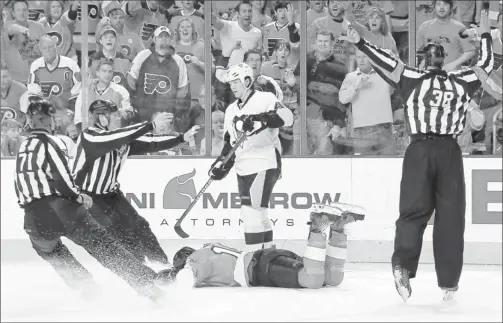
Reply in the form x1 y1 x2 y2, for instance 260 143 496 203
39 0 79 62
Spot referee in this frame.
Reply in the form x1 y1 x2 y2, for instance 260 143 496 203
341 12 494 302
72 100 199 266
15 95 164 301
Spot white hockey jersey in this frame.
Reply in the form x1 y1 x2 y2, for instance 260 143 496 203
224 91 293 176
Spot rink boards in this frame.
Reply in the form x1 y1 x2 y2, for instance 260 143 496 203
1 157 501 264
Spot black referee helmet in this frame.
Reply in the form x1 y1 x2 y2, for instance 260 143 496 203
26 95 56 117
89 99 118 115
419 43 446 69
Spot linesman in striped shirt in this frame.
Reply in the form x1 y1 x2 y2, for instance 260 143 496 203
340 12 494 302
72 100 199 267
14 95 167 302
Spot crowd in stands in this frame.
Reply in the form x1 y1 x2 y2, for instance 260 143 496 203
1 0 501 158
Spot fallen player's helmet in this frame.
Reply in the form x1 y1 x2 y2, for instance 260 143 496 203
26 95 56 117
173 246 196 272
89 99 118 128
418 43 445 69
226 63 255 87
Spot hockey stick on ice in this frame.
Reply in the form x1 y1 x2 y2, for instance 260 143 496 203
174 134 248 238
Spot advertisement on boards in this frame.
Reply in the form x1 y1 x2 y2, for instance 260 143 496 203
0 158 501 243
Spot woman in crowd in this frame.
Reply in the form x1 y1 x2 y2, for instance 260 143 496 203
39 0 79 61
200 109 225 156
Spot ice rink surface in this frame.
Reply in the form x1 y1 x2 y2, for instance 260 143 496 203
1 258 501 322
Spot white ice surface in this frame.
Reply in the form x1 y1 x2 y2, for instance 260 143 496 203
1 258 501 322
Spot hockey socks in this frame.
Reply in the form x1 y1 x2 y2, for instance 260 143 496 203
241 206 273 251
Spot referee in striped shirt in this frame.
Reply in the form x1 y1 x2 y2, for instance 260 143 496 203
15 95 166 301
71 100 199 267
341 12 494 302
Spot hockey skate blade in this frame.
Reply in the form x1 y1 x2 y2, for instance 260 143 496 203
393 269 411 303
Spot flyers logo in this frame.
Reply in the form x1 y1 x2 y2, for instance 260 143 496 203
143 73 172 95
141 23 159 42
39 81 63 97
77 4 99 20
47 31 63 47
112 71 126 86
1 107 17 123
121 44 132 57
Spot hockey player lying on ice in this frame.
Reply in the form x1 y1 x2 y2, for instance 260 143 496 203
161 203 365 289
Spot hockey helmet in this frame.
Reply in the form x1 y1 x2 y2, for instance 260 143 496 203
89 99 118 128
418 43 445 69
226 63 255 87
173 246 196 272
26 95 56 117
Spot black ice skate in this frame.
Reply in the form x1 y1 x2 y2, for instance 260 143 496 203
393 265 412 302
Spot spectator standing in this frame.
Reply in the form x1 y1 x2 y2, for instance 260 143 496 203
236 0 272 29
74 58 133 128
39 0 79 62
339 49 396 155
123 0 169 48
417 0 475 71
1 118 25 157
2 0 44 84
212 1 263 68
390 0 409 62
350 0 394 30
28 36 81 137
307 1 328 27
127 26 190 131
169 0 205 40
96 1 145 62
89 25 132 90
262 1 300 65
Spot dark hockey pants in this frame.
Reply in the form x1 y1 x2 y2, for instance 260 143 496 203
24 196 158 292
392 136 465 289
86 191 168 264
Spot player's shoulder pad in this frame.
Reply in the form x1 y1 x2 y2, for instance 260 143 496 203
256 90 278 101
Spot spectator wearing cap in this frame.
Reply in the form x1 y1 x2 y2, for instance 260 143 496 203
127 26 190 132
169 0 205 41
1 62 27 127
96 1 145 61
88 25 132 90
1 117 25 157
74 58 134 130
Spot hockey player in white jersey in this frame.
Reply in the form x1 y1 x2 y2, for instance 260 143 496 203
209 63 294 251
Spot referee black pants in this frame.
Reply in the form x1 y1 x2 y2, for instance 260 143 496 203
24 196 158 292
87 191 168 264
392 136 465 289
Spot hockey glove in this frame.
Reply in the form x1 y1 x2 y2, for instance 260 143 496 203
208 156 234 181
235 115 266 136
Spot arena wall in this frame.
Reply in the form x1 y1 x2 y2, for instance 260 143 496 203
1 157 501 265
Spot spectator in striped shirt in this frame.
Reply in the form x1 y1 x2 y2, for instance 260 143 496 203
341 11 494 302
71 100 199 268
15 95 166 302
